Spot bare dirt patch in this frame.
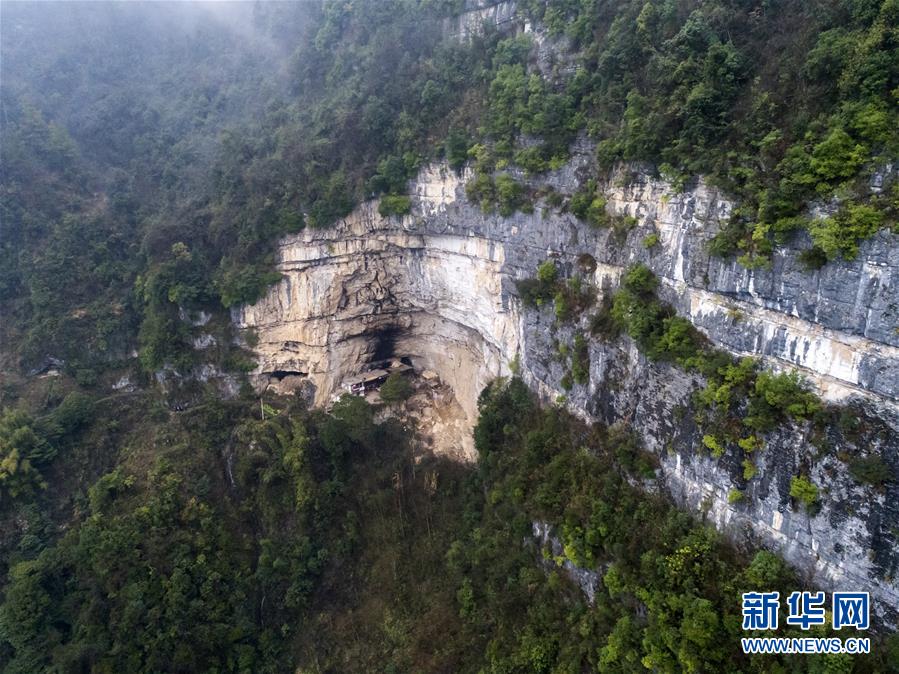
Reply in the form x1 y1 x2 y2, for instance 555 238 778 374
368 373 475 463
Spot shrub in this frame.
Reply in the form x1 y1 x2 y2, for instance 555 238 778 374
536 260 558 284
0 410 55 501
380 371 413 403
737 435 761 453
52 392 95 435
848 455 892 487
544 188 564 208
797 246 828 270
553 291 569 321
610 291 666 346
642 232 660 248
88 469 133 514
590 297 619 340
728 489 744 504
571 334 590 385
466 172 495 210
569 180 610 227
513 146 549 174
707 220 747 258
809 202 884 261
789 475 819 509
367 155 414 195
495 173 526 216
808 128 867 187
742 459 758 480
611 215 638 241
652 316 702 365
444 128 470 172
702 434 725 458
378 194 412 217
750 371 820 424
518 261 570 308
622 264 658 296
516 278 549 307
215 263 283 309
277 207 305 234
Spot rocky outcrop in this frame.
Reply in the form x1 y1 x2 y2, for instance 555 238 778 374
235 151 899 622
445 0 518 42
533 520 602 604
235 166 519 424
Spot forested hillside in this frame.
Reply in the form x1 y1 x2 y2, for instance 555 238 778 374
1 1 898 671
3 379 896 672
2 0 896 378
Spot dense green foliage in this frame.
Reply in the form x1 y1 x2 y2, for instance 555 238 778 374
521 0 899 265
378 194 413 217
0 393 408 672
1 3 303 375
458 378 896 672
0 410 56 503
0 393 94 506
594 264 822 455
2 3 898 670
790 474 821 510
3 382 895 672
1 1 493 373
379 371 413 402
3 0 896 376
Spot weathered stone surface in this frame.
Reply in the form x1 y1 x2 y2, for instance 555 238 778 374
236 156 899 622
533 520 602 604
444 0 518 42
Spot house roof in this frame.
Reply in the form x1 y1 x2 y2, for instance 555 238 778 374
342 369 389 386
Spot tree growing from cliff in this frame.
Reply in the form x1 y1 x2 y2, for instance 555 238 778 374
380 372 413 403
789 475 820 511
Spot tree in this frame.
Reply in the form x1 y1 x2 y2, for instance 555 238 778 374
751 371 821 424
445 129 470 172
0 410 55 503
536 260 558 285
790 475 819 510
51 392 94 434
622 264 658 296
380 372 412 403
378 194 412 217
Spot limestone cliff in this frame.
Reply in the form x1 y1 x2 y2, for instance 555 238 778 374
235 148 899 622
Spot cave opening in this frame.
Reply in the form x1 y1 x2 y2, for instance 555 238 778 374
369 325 403 363
269 370 308 381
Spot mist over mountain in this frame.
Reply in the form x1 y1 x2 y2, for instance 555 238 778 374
1 1 897 672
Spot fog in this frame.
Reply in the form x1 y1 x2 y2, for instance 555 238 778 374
1 1 314 183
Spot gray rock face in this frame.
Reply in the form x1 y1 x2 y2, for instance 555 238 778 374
444 0 518 42
236 155 899 623
532 521 602 604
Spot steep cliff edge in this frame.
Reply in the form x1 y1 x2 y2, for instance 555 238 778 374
236 152 899 621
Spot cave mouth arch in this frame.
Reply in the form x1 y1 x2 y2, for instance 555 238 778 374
235 211 520 454
369 325 402 363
